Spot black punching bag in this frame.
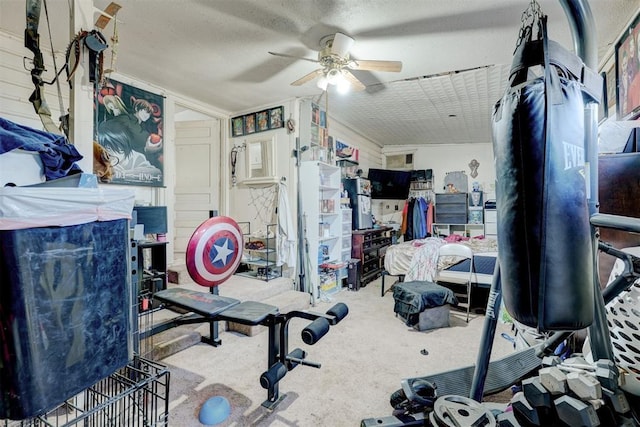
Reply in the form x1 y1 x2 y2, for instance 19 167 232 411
491 16 600 331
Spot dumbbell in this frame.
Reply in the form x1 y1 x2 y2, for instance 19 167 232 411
554 395 600 427
539 366 568 395
601 386 631 415
543 356 619 390
541 366 603 405
496 410 522 427
510 391 541 426
521 377 557 424
566 371 602 400
557 359 619 391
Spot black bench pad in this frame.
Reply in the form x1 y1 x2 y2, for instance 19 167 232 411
217 301 279 326
153 288 240 316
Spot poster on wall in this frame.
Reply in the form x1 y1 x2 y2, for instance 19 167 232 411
616 12 640 120
95 79 164 186
335 140 359 162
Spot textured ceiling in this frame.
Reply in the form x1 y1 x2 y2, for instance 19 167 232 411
1 0 638 146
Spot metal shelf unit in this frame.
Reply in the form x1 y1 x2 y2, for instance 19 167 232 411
238 223 282 281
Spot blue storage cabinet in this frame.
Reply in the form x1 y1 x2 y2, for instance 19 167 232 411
0 190 134 420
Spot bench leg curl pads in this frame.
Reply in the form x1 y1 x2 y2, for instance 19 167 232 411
327 303 349 323
302 317 330 345
260 362 287 390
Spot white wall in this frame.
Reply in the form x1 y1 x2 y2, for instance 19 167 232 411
383 143 495 196
0 30 65 131
225 98 296 236
377 142 496 224
329 117 383 172
224 99 383 236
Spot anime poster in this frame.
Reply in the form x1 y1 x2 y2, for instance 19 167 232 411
95 79 164 186
616 14 640 120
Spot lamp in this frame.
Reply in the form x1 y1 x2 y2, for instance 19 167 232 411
316 67 351 93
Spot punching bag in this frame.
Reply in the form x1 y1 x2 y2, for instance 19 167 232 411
492 14 601 331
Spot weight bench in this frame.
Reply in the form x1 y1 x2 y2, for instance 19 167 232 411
151 216 350 409
148 287 348 409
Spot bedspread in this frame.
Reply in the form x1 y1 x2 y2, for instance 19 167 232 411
384 237 441 277
384 236 499 282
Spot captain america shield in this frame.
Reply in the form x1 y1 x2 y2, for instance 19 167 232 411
185 216 244 287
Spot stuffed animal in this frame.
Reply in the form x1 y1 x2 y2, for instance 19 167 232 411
93 141 113 182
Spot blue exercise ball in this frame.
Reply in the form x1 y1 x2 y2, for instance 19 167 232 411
199 396 231 425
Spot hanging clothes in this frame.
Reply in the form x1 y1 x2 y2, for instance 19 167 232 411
276 181 296 268
404 198 416 241
411 197 424 239
400 200 409 236
426 201 434 236
420 197 431 239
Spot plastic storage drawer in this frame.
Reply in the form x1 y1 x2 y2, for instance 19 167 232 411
0 186 134 421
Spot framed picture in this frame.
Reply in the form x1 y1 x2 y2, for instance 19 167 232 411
256 110 269 132
615 12 640 120
269 106 284 129
606 63 616 113
95 78 164 187
231 116 244 137
599 71 608 123
244 113 256 134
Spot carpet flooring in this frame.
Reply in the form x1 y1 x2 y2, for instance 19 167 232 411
161 275 516 426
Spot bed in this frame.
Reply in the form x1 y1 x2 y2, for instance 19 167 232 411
383 235 498 289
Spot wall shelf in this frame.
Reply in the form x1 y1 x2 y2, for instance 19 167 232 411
300 161 342 299
432 223 485 238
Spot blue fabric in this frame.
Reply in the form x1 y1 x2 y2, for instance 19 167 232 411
411 197 427 239
0 117 83 181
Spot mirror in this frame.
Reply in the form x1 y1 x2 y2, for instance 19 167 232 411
242 136 276 185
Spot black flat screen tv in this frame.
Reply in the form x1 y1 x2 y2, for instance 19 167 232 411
368 168 411 200
132 206 168 235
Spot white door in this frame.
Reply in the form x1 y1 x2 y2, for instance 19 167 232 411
174 119 221 264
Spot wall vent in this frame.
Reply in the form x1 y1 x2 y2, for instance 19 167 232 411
385 153 414 170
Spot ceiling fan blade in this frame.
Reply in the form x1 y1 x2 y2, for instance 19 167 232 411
330 32 355 57
343 70 366 91
349 59 403 73
268 51 319 64
94 2 121 29
291 69 323 86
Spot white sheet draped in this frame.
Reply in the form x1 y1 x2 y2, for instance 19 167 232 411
276 181 296 268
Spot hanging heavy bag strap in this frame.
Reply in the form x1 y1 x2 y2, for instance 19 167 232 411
509 24 601 103
492 5 597 331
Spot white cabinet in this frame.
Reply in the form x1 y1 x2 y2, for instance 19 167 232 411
339 208 352 282
300 161 343 299
484 208 497 239
432 223 485 238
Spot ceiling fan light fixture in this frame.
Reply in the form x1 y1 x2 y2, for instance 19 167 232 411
336 74 351 94
326 68 341 84
317 76 329 91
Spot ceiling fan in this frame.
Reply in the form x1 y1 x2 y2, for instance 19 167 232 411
269 32 403 92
